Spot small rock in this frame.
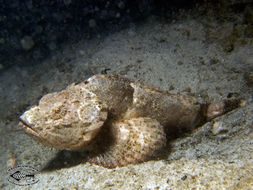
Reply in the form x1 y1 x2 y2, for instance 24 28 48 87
7 157 16 169
177 61 184 65
20 36 35 50
118 1 125 9
115 12 121 18
212 121 228 135
181 175 187 181
79 50 85 56
89 19 96 28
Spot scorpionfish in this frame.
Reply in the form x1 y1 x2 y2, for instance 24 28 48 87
19 75 242 168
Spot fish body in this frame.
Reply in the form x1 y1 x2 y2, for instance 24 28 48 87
19 75 242 168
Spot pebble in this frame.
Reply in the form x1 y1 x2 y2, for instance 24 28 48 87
212 121 228 135
7 157 16 169
20 36 35 50
115 12 121 18
118 1 125 9
89 19 97 28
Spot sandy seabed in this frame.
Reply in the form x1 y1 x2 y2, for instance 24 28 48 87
0 8 252 190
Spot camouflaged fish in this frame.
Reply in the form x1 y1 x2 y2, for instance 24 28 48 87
18 75 242 168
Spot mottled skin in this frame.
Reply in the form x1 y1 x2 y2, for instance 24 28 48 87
19 75 242 168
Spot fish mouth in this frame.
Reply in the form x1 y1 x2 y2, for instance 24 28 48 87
18 118 40 137
19 117 53 147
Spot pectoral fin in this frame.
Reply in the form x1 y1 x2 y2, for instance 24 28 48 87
88 117 166 168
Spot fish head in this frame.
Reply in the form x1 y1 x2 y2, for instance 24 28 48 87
18 84 108 151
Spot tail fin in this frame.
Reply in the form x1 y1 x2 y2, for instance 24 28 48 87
202 99 245 122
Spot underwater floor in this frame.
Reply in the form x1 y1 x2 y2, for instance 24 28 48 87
0 5 252 190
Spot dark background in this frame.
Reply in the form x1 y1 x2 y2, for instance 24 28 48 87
0 0 252 68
